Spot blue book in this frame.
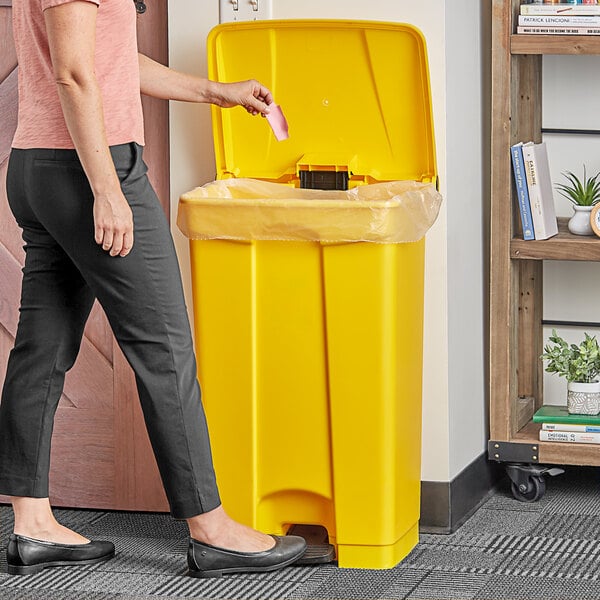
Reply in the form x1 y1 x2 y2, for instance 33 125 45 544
510 142 535 241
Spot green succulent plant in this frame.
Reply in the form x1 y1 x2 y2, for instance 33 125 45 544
541 330 600 383
555 166 600 207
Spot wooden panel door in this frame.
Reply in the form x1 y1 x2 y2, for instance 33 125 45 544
0 2 170 512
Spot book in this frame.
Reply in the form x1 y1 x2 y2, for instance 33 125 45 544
521 142 558 240
519 15 600 25
533 404 600 424
517 26 600 34
510 143 535 240
521 6 600 15
540 429 600 444
542 422 600 432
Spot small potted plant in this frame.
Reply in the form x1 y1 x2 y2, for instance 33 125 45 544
555 166 600 236
541 329 600 415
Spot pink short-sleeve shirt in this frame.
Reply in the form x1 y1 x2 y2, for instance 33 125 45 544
12 0 144 149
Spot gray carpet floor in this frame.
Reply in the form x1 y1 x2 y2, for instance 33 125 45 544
2 467 600 600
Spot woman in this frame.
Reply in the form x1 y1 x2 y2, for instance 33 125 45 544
0 0 306 578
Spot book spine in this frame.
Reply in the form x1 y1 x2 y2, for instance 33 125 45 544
540 429 600 443
519 15 600 25
510 144 535 240
517 26 600 34
542 423 600 433
521 6 600 15
522 143 558 240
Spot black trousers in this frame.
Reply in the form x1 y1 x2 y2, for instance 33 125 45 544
0 143 221 519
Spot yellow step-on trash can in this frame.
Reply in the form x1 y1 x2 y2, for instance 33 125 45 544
178 20 441 570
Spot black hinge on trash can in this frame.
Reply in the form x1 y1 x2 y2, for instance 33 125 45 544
300 170 349 191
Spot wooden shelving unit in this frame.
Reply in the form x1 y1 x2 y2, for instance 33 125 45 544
489 1 600 488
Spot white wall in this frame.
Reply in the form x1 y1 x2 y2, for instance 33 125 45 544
168 1 219 316
445 1 487 478
168 0 488 483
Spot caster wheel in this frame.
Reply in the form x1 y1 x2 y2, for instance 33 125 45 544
511 475 546 502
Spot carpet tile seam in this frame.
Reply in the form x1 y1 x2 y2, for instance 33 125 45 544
414 542 553 560
398 568 432 600
405 571 494 600
403 562 600 579
402 565 509 576
149 575 304 600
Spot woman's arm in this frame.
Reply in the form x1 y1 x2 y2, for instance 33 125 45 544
138 53 273 115
44 1 133 258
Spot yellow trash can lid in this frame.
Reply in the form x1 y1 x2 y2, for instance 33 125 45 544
207 19 437 186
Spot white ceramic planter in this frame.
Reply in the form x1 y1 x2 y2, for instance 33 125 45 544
568 205 594 236
567 381 600 415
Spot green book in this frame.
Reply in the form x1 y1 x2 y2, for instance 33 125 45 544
533 405 600 425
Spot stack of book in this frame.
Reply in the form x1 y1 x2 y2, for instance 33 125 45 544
534 405 600 443
510 141 558 240
518 2 600 36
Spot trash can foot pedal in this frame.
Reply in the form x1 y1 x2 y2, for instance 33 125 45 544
295 543 336 565
286 524 336 565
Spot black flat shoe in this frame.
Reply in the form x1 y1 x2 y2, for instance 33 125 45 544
187 534 307 578
6 534 115 575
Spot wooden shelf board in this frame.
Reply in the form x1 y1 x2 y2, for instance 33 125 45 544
511 218 600 261
511 34 600 55
514 421 600 466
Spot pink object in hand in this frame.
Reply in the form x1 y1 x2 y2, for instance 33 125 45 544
266 103 289 141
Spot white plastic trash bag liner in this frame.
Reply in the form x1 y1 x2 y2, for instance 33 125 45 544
178 178 442 244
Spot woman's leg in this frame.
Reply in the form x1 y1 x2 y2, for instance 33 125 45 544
186 506 278 551
0 149 96 543
11 498 88 544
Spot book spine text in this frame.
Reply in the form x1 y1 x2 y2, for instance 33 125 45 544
517 26 600 35
519 15 600 25
540 430 600 444
542 423 600 433
510 144 535 240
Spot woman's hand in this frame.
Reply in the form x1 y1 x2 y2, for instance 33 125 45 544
209 80 273 116
93 191 134 258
